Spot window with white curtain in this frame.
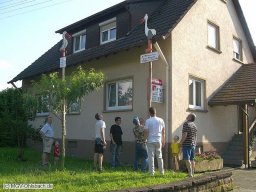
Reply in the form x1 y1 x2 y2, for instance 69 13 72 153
207 21 220 50
233 37 242 61
106 79 133 111
189 77 205 110
73 30 86 53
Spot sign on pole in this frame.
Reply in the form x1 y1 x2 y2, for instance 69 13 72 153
152 78 163 103
60 57 66 68
140 51 159 64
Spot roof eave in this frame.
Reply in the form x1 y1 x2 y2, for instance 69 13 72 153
208 99 256 106
233 0 256 62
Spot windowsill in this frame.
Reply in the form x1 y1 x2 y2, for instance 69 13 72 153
73 49 85 54
232 58 243 64
206 46 222 54
187 108 208 113
103 109 133 113
100 39 116 45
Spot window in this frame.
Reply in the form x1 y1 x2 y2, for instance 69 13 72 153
37 95 49 115
67 99 81 114
106 79 133 111
189 77 205 110
207 21 220 51
100 18 116 44
73 30 86 53
233 37 242 61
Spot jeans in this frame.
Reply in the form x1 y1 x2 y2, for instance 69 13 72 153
134 142 148 171
111 143 122 167
147 142 164 175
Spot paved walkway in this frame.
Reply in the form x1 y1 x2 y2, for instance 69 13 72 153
231 168 256 192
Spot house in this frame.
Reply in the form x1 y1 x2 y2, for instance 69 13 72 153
9 0 256 167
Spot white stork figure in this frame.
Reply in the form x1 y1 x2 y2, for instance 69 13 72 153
143 14 156 39
60 31 71 56
141 14 156 53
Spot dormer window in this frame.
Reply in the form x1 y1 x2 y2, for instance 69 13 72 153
73 29 86 53
99 18 116 44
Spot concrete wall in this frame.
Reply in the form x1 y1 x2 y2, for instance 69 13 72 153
170 0 254 151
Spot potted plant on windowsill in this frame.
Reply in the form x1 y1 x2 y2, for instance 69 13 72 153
194 151 223 173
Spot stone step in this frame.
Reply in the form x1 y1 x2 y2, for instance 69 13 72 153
223 150 243 157
223 159 243 167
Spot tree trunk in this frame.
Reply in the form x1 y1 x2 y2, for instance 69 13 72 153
61 99 66 170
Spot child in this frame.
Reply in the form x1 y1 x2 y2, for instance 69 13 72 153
53 141 60 165
171 135 180 171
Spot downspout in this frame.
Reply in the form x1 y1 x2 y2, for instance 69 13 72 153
153 41 171 167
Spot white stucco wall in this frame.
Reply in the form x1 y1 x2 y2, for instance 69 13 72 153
170 0 254 145
27 46 167 142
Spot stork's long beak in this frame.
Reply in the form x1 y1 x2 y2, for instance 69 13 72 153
140 18 145 24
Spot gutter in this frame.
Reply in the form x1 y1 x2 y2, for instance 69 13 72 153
153 41 171 166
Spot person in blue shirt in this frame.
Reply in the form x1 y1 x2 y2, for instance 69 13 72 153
40 116 54 166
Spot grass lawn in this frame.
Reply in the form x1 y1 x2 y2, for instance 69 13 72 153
0 147 188 192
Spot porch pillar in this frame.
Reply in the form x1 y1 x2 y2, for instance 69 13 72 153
242 104 249 168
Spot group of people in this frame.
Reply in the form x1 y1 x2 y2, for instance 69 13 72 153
40 109 197 177
94 107 198 177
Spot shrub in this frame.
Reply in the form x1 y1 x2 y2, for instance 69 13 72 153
195 151 221 162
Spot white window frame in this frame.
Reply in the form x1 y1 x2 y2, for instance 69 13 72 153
36 95 50 116
207 21 220 51
106 79 133 111
189 77 205 110
73 29 86 53
99 18 116 44
233 37 242 61
67 99 81 114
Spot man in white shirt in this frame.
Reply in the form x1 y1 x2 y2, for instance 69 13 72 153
144 107 165 176
94 113 107 172
40 116 54 166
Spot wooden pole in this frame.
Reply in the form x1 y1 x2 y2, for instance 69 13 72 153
147 39 153 109
243 104 249 168
61 49 66 170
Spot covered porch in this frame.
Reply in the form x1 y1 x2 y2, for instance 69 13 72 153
209 63 256 167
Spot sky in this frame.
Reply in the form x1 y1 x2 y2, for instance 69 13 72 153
0 0 255 91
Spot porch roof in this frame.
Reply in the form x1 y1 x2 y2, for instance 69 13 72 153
208 64 256 106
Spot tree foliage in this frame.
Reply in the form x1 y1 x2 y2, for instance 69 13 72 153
0 88 38 160
31 66 105 169
32 66 105 117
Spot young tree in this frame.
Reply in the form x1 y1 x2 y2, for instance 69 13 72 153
32 66 104 169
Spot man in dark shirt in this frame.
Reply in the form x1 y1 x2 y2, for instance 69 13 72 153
110 117 123 167
180 113 197 177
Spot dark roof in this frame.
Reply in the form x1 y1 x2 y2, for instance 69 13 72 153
208 64 256 106
9 0 256 84
9 0 196 83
